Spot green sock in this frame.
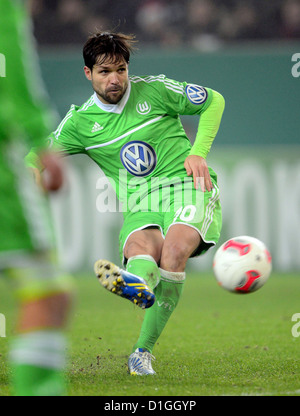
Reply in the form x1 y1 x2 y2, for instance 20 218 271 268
11 364 65 396
9 330 66 396
126 255 160 290
132 268 185 354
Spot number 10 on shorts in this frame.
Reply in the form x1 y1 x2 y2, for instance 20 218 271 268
174 205 198 223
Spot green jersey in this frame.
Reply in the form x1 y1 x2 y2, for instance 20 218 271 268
46 75 221 206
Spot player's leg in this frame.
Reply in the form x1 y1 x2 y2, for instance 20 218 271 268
129 173 222 375
141 177 222 354
2 182 74 396
128 225 199 374
94 223 164 309
7 258 74 397
124 227 164 290
94 216 166 375
120 228 166 375
0 154 74 396
160 224 201 271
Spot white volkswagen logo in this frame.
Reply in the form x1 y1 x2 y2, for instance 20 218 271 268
120 141 157 176
185 84 207 105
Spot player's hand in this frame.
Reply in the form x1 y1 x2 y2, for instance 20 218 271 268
38 151 65 192
184 155 213 192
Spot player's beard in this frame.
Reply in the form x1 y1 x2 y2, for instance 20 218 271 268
96 82 128 105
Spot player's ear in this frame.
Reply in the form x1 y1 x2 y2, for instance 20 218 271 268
84 66 92 81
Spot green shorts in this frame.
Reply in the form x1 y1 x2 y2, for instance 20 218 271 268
119 168 222 264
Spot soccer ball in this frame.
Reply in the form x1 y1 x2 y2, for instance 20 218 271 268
213 236 272 294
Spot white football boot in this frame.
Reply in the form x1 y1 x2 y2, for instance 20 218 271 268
128 348 156 376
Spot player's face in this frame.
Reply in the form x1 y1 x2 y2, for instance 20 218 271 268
84 57 129 105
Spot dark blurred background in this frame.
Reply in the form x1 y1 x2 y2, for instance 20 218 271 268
30 0 300 48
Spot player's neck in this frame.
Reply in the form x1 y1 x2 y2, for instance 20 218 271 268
93 83 131 113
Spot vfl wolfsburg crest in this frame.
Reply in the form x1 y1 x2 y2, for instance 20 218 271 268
136 100 151 115
120 141 157 176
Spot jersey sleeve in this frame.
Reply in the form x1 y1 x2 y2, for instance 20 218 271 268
157 75 225 158
48 105 85 155
190 89 225 158
25 105 85 170
156 75 213 116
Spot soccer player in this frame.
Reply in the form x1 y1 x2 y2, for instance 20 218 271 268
27 32 225 375
0 0 73 395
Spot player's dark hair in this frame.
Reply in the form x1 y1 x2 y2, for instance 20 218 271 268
83 32 137 70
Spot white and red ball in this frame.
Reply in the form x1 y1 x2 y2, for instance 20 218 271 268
213 236 272 294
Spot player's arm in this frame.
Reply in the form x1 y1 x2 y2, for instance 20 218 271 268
25 107 84 189
189 90 225 159
158 77 225 191
185 90 225 191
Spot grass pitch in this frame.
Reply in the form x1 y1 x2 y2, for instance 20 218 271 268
0 272 300 396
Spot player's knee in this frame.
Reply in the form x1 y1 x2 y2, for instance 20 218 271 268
124 239 160 262
161 242 190 272
10 265 76 321
124 240 146 258
19 291 73 332
16 271 75 332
